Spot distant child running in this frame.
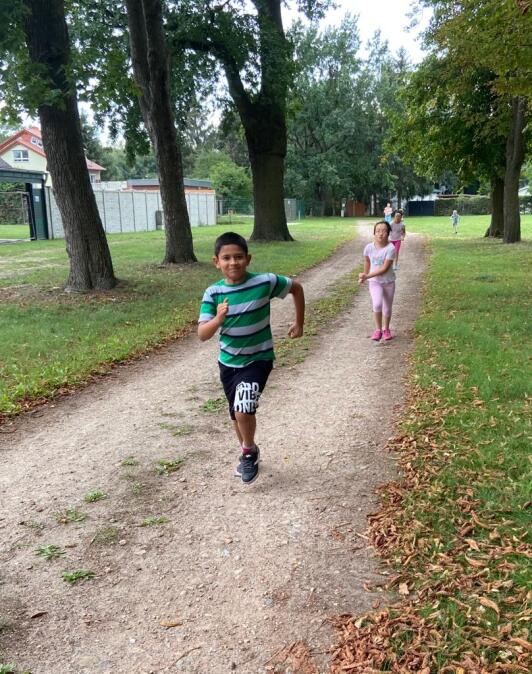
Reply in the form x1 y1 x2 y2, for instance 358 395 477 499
198 232 305 484
383 202 393 224
450 209 459 234
358 221 397 342
389 210 406 270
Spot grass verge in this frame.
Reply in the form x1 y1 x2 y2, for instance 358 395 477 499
276 268 361 367
0 224 30 239
0 220 356 419
330 217 531 673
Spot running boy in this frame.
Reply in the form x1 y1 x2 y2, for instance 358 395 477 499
198 232 305 484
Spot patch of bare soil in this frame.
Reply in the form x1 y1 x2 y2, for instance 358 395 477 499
0 226 426 674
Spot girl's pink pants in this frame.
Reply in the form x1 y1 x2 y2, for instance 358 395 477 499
368 281 395 316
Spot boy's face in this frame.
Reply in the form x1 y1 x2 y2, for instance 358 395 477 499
214 244 251 284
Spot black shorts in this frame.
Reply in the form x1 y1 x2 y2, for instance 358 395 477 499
219 360 273 420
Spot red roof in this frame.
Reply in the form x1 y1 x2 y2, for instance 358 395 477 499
0 127 105 172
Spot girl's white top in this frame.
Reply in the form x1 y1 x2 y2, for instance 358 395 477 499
389 219 404 241
363 242 396 284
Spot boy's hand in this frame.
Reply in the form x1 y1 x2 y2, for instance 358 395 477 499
216 298 229 324
288 322 303 338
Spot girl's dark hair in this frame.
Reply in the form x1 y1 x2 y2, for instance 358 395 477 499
214 231 248 256
374 220 391 234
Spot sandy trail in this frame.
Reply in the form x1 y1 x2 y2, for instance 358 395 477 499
0 226 426 673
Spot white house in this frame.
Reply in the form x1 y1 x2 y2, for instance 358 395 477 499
0 126 105 186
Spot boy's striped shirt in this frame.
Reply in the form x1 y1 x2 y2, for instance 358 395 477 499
199 272 292 367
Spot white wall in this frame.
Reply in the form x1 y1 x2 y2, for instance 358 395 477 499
46 189 216 238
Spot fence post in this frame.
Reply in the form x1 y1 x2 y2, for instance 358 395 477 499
118 191 123 232
132 192 136 231
102 190 107 231
145 192 149 231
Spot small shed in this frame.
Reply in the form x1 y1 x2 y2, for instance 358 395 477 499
0 161 49 239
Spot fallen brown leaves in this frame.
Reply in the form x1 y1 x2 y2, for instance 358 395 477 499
266 641 320 674
328 383 531 674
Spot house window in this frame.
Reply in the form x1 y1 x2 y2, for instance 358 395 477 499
90 174 96 183
13 149 29 162
30 136 43 148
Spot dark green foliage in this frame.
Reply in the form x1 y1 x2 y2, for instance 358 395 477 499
434 196 492 216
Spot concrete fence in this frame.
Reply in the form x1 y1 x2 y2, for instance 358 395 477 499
45 188 216 239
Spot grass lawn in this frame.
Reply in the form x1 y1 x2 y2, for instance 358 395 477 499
332 214 532 672
0 220 357 416
0 223 31 239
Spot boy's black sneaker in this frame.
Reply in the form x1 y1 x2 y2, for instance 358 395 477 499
235 446 260 482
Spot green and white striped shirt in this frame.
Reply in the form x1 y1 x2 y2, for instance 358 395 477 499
199 272 293 367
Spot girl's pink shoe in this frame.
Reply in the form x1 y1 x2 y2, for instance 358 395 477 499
371 329 382 341
382 328 393 341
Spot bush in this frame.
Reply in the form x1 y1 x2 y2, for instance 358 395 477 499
519 195 532 213
434 196 491 216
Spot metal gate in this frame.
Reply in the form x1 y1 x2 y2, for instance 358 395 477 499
0 190 34 240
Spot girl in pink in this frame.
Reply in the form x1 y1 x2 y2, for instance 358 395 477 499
389 210 406 270
358 221 396 342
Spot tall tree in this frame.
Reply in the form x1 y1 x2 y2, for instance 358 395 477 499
173 0 333 240
417 0 532 242
387 56 507 237
125 0 196 262
0 0 117 291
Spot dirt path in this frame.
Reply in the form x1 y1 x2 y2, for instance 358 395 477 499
0 226 426 674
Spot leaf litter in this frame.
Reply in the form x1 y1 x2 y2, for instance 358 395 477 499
328 380 531 674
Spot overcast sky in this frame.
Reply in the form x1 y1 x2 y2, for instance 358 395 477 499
283 0 432 63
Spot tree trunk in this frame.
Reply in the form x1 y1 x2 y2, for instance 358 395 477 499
126 0 196 263
217 1 292 241
503 97 526 244
485 176 504 237
23 0 116 291
397 190 402 211
249 149 292 240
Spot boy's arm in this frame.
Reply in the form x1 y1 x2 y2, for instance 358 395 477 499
198 298 228 341
287 280 305 338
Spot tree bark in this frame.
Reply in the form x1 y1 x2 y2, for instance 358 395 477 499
185 1 292 240
23 0 116 291
503 97 526 244
126 0 196 263
249 149 289 238
485 176 504 237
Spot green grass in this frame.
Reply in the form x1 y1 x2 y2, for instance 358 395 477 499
140 516 169 527
200 397 226 413
55 507 87 524
0 220 356 417
91 526 120 545
158 422 194 436
351 214 532 670
61 569 95 584
155 458 185 475
120 456 139 466
0 223 30 239
276 269 361 367
83 490 106 503
35 544 65 560
0 665 16 674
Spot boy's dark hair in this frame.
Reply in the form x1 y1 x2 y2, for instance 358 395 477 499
214 232 248 256
374 220 392 234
